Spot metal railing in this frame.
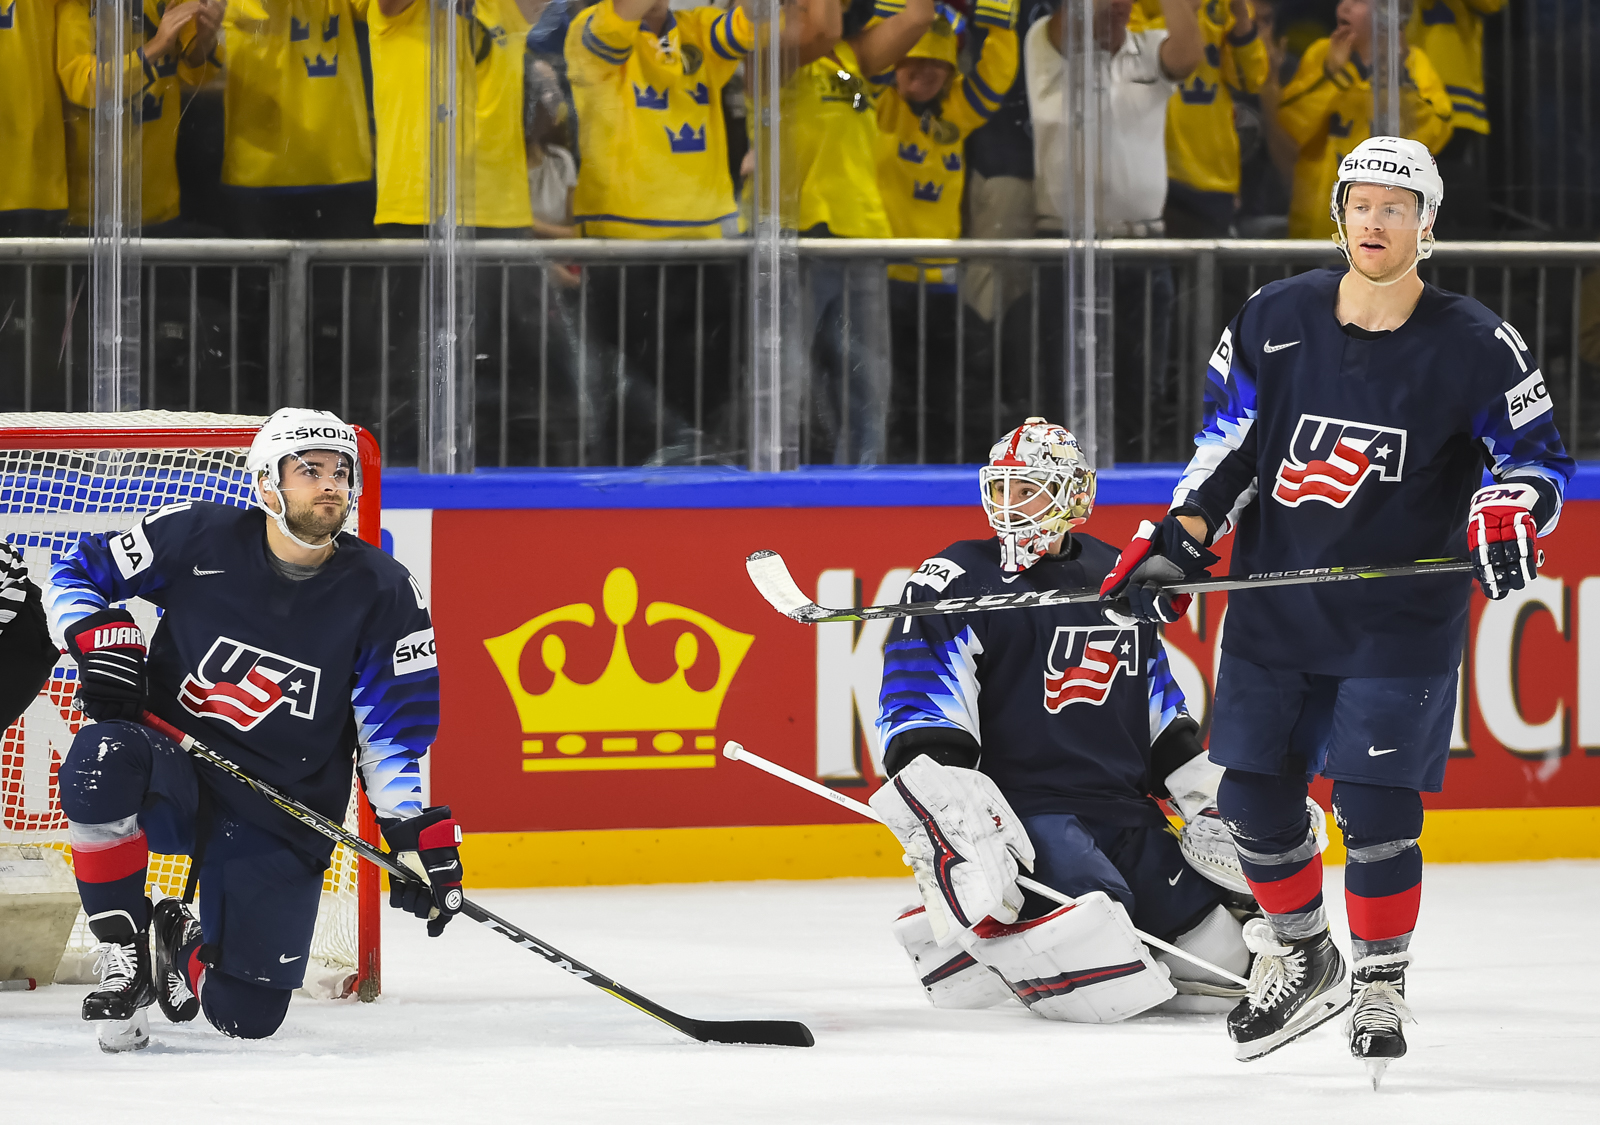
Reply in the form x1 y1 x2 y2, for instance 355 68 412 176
3 238 1599 464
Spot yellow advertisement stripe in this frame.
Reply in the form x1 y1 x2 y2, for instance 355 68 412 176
457 807 1600 888
520 754 717 772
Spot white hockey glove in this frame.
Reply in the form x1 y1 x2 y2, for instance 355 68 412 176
869 756 1035 945
1179 795 1330 895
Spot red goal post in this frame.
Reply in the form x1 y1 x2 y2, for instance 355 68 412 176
0 411 383 1000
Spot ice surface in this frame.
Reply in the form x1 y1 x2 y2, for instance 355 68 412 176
3 862 1596 1123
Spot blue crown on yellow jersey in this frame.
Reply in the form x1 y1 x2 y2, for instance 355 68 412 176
323 15 340 41
634 84 669 110
943 152 961 172
304 54 339 78
291 16 311 40
898 143 928 164
667 124 707 153
690 83 711 106
0 0 13 29
913 181 944 202
1178 77 1218 105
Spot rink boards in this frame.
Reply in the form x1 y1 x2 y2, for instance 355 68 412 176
380 465 1600 886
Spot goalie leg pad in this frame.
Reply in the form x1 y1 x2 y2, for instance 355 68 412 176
891 905 1013 1010
965 891 1175 1023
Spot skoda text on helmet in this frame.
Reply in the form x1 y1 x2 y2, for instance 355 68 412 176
246 408 363 551
1329 136 1445 286
979 417 1097 573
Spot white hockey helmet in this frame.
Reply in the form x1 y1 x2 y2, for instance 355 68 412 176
246 408 362 550
979 417 1096 573
1330 136 1445 277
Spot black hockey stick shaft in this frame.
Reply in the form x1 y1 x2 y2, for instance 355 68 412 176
140 712 813 1048
746 549 1472 624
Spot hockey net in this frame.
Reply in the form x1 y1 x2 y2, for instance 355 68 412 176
0 411 382 1000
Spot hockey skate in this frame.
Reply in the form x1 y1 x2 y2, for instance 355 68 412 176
1347 953 1412 1090
1227 919 1349 1061
81 910 156 1054
151 898 203 1024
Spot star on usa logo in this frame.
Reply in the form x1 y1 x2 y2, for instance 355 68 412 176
1272 414 1408 509
1043 626 1138 712
178 636 323 731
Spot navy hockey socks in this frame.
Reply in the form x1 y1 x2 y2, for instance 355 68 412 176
1218 769 1326 941
60 723 154 926
1332 781 1423 960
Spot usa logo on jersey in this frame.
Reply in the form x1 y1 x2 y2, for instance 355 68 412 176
1043 626 1138 712
1273 414 1408 509
178 636 323 731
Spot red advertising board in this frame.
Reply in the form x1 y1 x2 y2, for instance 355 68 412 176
429 502 1600 832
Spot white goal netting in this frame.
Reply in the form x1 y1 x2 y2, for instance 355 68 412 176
0 411 373 997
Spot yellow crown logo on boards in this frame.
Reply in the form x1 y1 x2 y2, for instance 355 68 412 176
484 568 753 773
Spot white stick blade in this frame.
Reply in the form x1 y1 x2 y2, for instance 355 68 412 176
745 550 817 619
722 741 744 760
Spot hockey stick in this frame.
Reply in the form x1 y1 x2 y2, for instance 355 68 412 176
722 741 1250 989
139 713 814 1048
746 548 1473 624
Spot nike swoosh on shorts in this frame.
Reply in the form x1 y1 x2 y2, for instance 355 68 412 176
279 954 303 963
1367 746 1400 757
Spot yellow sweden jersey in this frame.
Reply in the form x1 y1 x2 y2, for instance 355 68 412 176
0 0 68 213
1164 0 1267 195
369 0 533 228
566 0 750 239
1407 0 1502 136
786 41 891 239
57 0 216 226
1278 40 1453 239
875 27 1018 282
218 0 373 189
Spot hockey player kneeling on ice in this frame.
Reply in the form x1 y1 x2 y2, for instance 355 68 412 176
47 408 458 1052
872 418 1255 1024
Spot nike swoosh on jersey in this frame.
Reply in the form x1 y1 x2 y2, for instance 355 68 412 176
1001 574 1024 584
1263 339 1302 353
1367 746 1400 757
279 954 303 963
1168 872 1182 885
193 566 225 576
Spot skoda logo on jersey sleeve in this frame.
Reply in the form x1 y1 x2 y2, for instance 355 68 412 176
1272 413 1408 509
178 636 324 731
1043 626 1138 712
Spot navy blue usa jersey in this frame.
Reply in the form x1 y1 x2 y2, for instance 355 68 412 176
46 502 439 854
1177 268 1574 678
877 535 1189 827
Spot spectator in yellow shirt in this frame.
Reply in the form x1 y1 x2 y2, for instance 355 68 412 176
1277 0 1452 239
216 0 376 237
0 0 68 235
873 8 1019 461
1407 0 1500 233
1163 0 1269 236
56 0 221 233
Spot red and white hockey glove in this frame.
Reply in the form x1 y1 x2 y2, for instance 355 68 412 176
1099 514 1218 626
381 805 465 937
1467 483 1541 600
63 608 148 724
869 756 1035 946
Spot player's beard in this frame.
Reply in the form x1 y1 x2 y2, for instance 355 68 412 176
282 493 349 544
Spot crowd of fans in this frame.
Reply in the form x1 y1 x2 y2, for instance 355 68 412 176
0 0 1514 463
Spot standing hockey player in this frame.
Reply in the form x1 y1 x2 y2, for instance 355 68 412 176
873 418 1257 1023
1100 136 1574 1082
47 409 459 1052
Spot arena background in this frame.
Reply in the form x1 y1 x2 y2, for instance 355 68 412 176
378 464 1600 886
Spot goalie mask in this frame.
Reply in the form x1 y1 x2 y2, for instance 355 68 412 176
979 418 1096 573
1330 136 1444 286
246 408 362 551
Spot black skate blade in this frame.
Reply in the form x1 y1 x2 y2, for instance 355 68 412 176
1366 1059 1390 1090
1234 993 1351 1062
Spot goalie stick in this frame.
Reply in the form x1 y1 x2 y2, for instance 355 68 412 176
722 741 1250 989
745 548 1474 624
139 712 814 1049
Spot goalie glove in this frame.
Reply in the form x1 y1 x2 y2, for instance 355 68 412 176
1467 483 1541 600
1179 797 1330 896
380 806 465 937
0 540 30 630
63 608 148 724
869 756 1034 945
